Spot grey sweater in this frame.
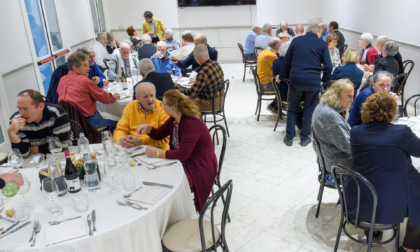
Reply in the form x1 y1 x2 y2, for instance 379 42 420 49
312 103 351 172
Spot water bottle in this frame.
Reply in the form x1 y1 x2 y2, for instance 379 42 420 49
78 133 90 156
48 157 68 196
83 153 101 192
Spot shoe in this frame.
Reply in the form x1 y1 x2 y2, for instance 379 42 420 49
283 136 293 146
364 230 382 239
318 173 336 188
267 104 279 115
300 137 312 146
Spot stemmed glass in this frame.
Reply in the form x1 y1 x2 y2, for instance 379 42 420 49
105 157 120 194
41 177 62 217
48 137 62 158
8 149 23 173
17 174 33 209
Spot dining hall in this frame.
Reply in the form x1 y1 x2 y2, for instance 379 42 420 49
1 0 420 251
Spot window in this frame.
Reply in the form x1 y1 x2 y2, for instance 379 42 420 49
89 0 106 34
0 125 4 146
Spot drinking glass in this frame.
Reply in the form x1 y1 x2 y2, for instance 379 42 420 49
17 174 30 197
42 177 62 217
48 137 62 158
116 151 129 170
8 149 23 172
32 154 46 169
101 131 113 143
105 157 120 194
103 139 116 158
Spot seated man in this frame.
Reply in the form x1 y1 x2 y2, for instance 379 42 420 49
138 34 157 60
93 32 109 72
375 35 404 74
276 21 295 37
75 48 109 88
170 33 218 76
8 89 71 158
175 44 224 111
244 25 262 61
255 23 272 50
108 42 139 80
57 52 120 129
114 82 169 150
150 41 180 76
372 40 400 76
133 58 174 100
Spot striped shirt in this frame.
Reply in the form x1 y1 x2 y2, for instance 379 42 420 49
9 103 71 158
177 59 224 100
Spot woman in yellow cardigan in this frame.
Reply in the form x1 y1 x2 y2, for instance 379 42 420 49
142 11 166 44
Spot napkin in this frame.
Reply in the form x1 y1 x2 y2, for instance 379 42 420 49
129 186 171 205
45 218 88 246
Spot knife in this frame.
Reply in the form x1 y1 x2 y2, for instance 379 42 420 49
0 221 20 235
143 181 174 189
130 152 146 158
0 221 31 240
87 214 93 236
92 210 97 232
147 161 177 170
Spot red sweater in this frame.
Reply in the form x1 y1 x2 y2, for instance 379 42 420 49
57 71 116 117
148 116 217 212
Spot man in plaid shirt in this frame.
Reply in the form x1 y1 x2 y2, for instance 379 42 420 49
175 44 224 111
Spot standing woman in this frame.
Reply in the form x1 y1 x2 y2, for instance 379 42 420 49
136 90 217 212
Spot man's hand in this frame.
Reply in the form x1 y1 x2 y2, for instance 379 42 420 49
189 77 196 84
120 135 142 148
275 75 280 83
92 76 100 84
148 29 154 36
8 118 26 134
153 51 161 59
103 79 109 86
170 56 178 63
363 64 370 71
113 93 121 100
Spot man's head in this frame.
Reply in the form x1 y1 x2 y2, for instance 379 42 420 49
106 32 114 44
371 71 393 93
307 24 322 38
193 34 207 46
252 25 262 35
166 28 174 39
75 47 95 66
262 23 272 36
16 89 45 123
181 33 194 44
135 82 156 111
376 35 389 53
156 41 168 57
193 44 209 65
358 32 374 49
319 23 327 33
96 32 107 46
383 40 399 57
138 58 156 77
142 34 152 43
144 11 153 23
277 32 290 42
320 79 354 110
119 42 131 59
269 37 281 53
295 24 304 35
126 26 137 37
68 52 89 76
329 21 339 32
280 21 288 33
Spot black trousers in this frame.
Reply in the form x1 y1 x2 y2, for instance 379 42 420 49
152 37 160 44
404 220 420 249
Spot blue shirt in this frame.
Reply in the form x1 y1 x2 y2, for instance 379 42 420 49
347 86 374 127
150 51 180 76
89 62 106 87
244 31 257 54
321 27 329 41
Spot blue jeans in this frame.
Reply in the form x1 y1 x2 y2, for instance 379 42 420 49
86 110 118 133
286 87 319 140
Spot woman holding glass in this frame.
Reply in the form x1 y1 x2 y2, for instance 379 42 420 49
136 90 217 212
349 92 420 252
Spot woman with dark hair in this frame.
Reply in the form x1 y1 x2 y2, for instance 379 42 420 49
176 32 195 61
126 26 141 50
136 90 217 212
350 92 420 252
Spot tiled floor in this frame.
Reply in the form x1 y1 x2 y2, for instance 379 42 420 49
210 63 400 252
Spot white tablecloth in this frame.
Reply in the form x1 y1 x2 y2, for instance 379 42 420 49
395 117 420 171
1 145 196 251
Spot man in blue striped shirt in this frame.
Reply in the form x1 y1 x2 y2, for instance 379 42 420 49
244 25 261 61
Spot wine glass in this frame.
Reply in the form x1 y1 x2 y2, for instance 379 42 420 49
41 177 62 217
105 157 120 194
8 149 23 172
48 137 62 158
17 174 33 209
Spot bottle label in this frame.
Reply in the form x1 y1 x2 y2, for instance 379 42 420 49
65 178 81 192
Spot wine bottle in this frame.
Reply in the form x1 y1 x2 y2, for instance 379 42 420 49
64 150 81 193
121 67 127 83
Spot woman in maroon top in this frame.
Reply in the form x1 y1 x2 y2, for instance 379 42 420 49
136 90 217 212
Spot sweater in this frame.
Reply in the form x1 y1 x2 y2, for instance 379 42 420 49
257 48 278 84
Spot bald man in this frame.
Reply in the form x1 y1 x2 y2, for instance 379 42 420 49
107 42 139 80
244 25 262 60
113 82 169 149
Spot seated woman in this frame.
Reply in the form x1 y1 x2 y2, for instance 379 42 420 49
350 92 420 252
162 28 179 51
330 49 364 96
358 32 378 66
136 90 217 212
126 26 141 50
326 33 340 66
177 32 195 61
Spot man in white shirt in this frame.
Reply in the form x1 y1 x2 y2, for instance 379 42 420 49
93 32 109 72
107 42 139 80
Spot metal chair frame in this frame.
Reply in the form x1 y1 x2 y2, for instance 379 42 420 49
254 47 264 59
202 80 230 137
403 94 420 117
272 78 290 131
69 119 84 146
250 66 276 121
237 43 257 82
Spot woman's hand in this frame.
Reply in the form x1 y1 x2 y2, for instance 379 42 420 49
145 146 165 158
0 173 24 187
136 124 152 135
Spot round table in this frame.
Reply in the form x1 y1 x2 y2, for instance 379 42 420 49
1 145 196 251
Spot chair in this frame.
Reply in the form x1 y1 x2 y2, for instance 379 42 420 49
202 80 230 137
272 78 290 131
254 47 264 58
392 73 409 112
237 43 257 82
250 66 276 121
162 180 233 252
46 64 69 104
331 165 400 252
403 59 415 78
340 44 348 55
103 59 110 71
403 94 420 117
312 128 336 218
69 119 84 146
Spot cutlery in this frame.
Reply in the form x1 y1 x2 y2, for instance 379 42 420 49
125 146 143 154
92 210 97 232
0 221 20 235
116 200 147 210
0 215 15 223
123 186 143 198
143 181 174 189
87 214 93 236
146 161 177 170
124 199 148 210
133 158 143 166
130 152 146 158
0 221 31 240
28 220 39 242
30 221 41 247
48 216 81 225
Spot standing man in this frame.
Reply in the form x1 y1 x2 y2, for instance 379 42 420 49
281 24 332 147
294 24 305 37
244 25 261 61
93 32 109 72
329 21 345 57
142 11 166 44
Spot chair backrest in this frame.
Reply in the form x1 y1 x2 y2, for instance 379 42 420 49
208 125 227 188
403 60 415 77
199 179 233 252
312 128 328 176
46 64 69 104
103 59 110 70
69 119 84 146
331 165 378 232
250 66 262 94
237 43 246 63
254 47 264 58
403 94 420 117
211 80 229 113
392 73 408 94
340 44 348 54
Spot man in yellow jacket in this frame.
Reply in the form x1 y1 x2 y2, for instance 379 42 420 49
142 11 166 44
114 82 170 150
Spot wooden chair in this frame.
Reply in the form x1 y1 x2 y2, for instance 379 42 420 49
250 66 276 121
238 43 257 81
403 94 420 117
202 80 230 137
254 47 264 58
403 59 415 77
272 78 289 131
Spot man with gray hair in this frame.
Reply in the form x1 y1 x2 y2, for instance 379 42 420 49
93 32 109 72
244 25 262 61
138 34 157 60
255 23 272 49
133 58 174 100
320 23 328 41
75 48 109 87
281 24 332 147
162 28 179 51
276 21 295 37
150 41 180 76
175 44 224 111
294 24 305 37
371 40 400 76
108 42 138 80
376 35 404 74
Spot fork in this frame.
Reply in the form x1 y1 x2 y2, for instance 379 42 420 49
147 161 177 170
116 200 147 210
30 221 41 247
28 220 39 242
124 199 148 210
123 186 143 198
